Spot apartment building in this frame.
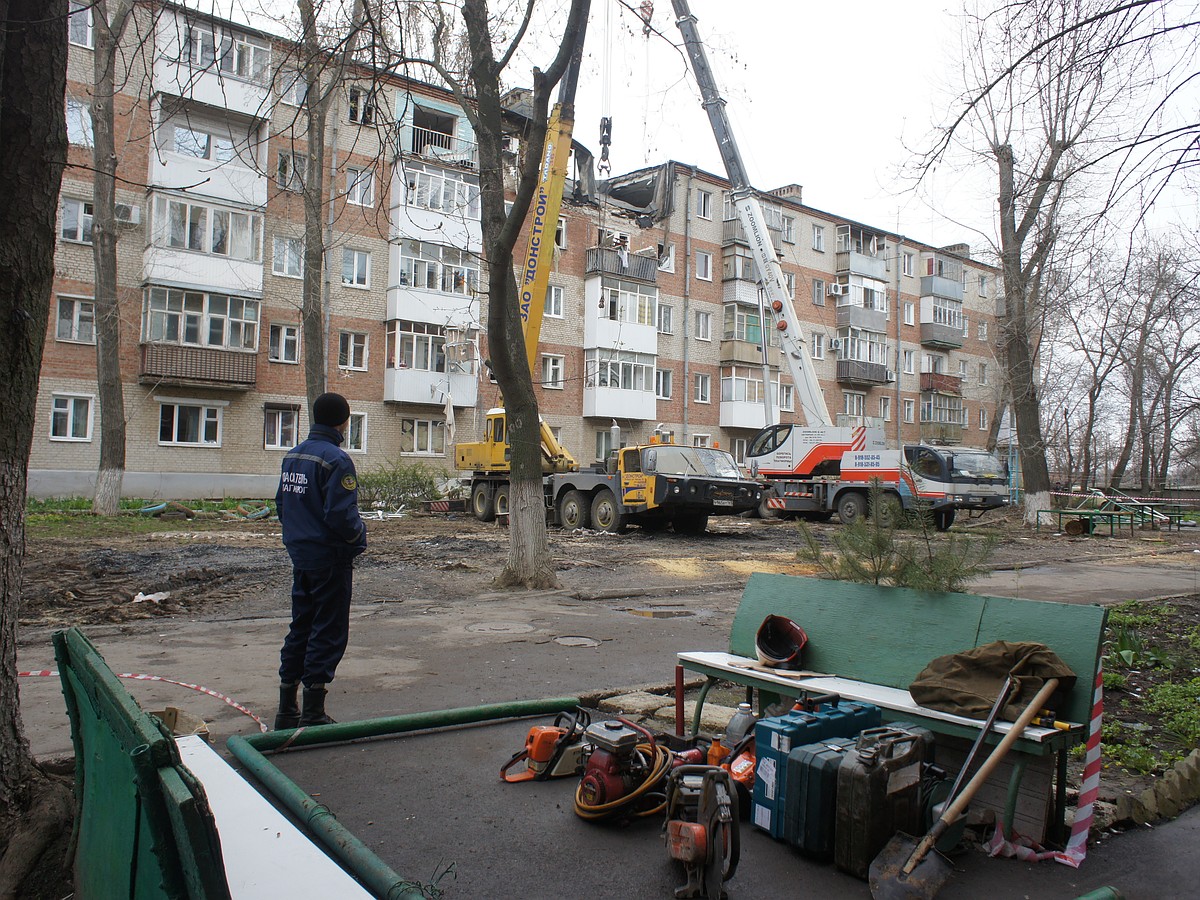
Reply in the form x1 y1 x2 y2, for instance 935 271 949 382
32 2 1001 498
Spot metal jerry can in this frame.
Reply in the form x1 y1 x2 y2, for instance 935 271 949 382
833 728 927 880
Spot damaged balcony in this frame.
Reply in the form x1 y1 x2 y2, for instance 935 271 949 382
139 343 256 389
585 247 658 283
407 125 478 170
920 371 963 395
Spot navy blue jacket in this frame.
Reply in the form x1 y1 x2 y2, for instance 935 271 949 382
276 424 367 570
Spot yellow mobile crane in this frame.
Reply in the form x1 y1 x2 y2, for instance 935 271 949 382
455 3 763 533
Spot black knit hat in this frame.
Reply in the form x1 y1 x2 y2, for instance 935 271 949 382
312 392 351 427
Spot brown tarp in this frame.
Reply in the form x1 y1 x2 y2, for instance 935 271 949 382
909 640 1077 722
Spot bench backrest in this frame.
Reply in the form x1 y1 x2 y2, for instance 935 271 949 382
729 574 1106 725
54 628 231 900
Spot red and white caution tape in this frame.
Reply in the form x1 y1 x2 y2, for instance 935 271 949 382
18 669 268 733
1049 490 1197 505
982 665 1103 867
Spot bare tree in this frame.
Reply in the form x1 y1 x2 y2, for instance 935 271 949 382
89 0 137 515
926 0 1156 523
0 2 74 894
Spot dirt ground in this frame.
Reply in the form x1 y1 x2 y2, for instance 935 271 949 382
18 505 1200 823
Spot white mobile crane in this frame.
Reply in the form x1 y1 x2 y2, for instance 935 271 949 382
671 0 1008 529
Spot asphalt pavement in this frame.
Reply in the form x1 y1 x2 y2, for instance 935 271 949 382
16 555 1200 898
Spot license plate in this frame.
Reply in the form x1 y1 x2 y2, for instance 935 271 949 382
713 499 734 507
966 496 982 503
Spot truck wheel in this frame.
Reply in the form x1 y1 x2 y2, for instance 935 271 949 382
934 509 956 531
875 495 905 528
674 514 709 535
558 490 591 531
590 488 626 533
471 482 495 522
757 497 780 520
837 492 866 525
493 483 511 518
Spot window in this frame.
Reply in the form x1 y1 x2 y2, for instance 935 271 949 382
585 350 655 391
348 87 376 125
397 239 479 296
268 323 299 363
903 302 914 326
403 163 481 219
541 354 564 389
264 406 299 449
958 359 969 379
386 321 473 374
60 198 93 243
963 405 971 428
962 316 970 338
216 33 269 82
723 304 765 344
655 368 673 399
694 310 711 341
978 362 988 384
342 248 370 288
66 97 93 147
979 407 989 430
657 303 673 335
601 278 657 326
696 189 712 219
555 217 567 250
696 250 713 281
732 438 748 465
279 68 307 106
339 332 368 370
56 296 95 343
272 236 303 278
545 284 564 318
692 434 710 448
811 333 825 359
902 252 914 276
159 400 221 446
903 399 915 423
658 241 676 272
143 288 259 350
812 224 824 252
346 413 366 451
154 197 262 261
50 394 92 441
346 167 374 206
171 124 236 164
812 278 825 306
880 396 891 421
596 429 615 462
779 383 794 412
782 215 796 244
400 418 446 455
923 353 945 374
694 373 711 403
843 391 866 417
784 272 795 298
903 349 915 374
979 274 988 294
978 321 988 341
68 1 94 47
277 151 307 192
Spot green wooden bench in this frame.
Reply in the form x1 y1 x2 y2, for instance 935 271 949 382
1036 507 1136 535
676 573 1107 841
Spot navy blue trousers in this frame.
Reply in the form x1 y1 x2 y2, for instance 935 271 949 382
279 563 353 687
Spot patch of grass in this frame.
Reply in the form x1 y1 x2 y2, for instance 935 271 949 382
1102 671 1128 691
1185 626 1200 653
1106 600 1171 630
1101 720 1164 774
1145 677 1200 750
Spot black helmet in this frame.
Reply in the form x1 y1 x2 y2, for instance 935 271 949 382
756 615 808 670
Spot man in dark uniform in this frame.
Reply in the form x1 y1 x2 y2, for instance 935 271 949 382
273 392 367 729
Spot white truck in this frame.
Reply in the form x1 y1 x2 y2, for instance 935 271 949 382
671 0 1009 530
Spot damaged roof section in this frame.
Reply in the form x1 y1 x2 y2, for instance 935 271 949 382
602 162 678 225
501 87 598 206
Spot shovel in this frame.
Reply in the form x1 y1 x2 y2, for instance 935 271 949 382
869 677 1060 900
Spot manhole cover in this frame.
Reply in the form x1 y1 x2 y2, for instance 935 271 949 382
554 635 601 648
625 608 695 619
466 622 535 634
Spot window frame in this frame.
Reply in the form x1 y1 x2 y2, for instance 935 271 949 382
695 249 713 281
555 216 567 250
879 395 891 422
903 301 915 326
903 398 915 424
50 393 93 441
694 310 712 341
903 349 915 375
545 284 564 319
263 405 300 450
346 166 374 206
272 235 304 278
541 354 565 390
56 295 96 344
696 188 713 220
657 302 674 335
60 197 94 243
142 287 259 351
347 87 377 126
346 412 367 452
276 150 307 192
902 252 914 276
812 224 824 252
338 331 369 371
66 96 93 147
399 417 446 456
268 322 300 363
158 399 223 447
68 1 94 48
693 372 711 404
812 278 825 306
341 247 371 289
655 367 673 400
811 333 825 360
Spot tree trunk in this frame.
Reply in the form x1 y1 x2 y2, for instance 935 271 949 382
90 0 134 515
0 0 68 854
299 0 328 408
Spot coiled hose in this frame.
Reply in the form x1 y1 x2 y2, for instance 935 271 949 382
573 741 674 822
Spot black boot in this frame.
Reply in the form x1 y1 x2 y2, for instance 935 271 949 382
274 682 301 730
299 684 336 726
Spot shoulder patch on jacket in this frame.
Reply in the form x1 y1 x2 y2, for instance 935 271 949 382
341 474 357 491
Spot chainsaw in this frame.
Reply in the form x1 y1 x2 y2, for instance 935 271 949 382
500 708 590 783
664 765 740 899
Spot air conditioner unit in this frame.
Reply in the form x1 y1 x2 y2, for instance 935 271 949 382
114 203 141 226
827 283 843 296
829 338 842 351
886 369 896 382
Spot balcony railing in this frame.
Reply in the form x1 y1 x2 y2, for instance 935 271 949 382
140 343 256 389
837 359 892 386
920 372 963 395
409 126 478 170
585 247 658 283
919 321 965 350
722 217 783 250
920 421 964 445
